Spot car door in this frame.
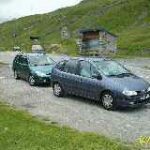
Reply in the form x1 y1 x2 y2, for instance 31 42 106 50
20 57 30 80
76 61 101 100
62 59 79 95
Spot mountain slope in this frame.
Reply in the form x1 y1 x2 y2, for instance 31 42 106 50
0 0 150 56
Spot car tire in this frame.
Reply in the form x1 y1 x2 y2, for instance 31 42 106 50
101 91 116 110
28 75 36 86
53 83 64 97
14 70 20 79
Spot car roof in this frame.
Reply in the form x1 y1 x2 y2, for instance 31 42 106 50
66 57 112 62
16 53 49 58
16 54 111 63
16 53 71 63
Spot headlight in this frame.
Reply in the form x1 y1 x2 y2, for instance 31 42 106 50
148 87 150 92
35 71 46 77
122 90 137 96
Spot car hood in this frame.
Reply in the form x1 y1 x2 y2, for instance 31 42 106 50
31 65 54 74
107 75 150 91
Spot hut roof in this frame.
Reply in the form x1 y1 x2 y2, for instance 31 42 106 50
79 28 117 37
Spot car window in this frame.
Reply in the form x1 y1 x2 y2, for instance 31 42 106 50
79 61 91 78
17 56 23 64
64 60 78 74
20 57 28 65
91 64 99 76
93 60 129 76
29 55 54 66
14 55 21 63
56 60 66 71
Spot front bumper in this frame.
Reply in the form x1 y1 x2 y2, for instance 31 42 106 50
116 92 150 108
34 75 51 85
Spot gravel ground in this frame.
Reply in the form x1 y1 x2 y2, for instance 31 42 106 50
0 52 150 143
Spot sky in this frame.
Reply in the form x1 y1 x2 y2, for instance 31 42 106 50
0 0 82 23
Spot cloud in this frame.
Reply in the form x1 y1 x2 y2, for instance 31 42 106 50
0 0 12 3
0 0 82 22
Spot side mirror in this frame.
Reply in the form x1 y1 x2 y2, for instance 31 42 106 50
92 74 102 80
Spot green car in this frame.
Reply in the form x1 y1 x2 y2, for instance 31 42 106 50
12 53 55 86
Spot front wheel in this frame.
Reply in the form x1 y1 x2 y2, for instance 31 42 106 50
53 83 64 97
101 92 116 110
28 75 36 86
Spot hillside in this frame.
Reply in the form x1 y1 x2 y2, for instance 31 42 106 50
0 0 150 56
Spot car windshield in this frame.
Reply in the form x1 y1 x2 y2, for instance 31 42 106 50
29 55 55 66
93 60 130 76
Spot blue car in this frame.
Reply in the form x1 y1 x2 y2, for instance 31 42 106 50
51 57 150 110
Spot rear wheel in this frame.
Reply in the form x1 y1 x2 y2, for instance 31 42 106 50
28 75 36 86
101 92 116 110
14 70 19 79
53 83 64 97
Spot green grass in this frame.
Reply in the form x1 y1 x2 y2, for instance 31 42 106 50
0 102 132 150
0 0 150 57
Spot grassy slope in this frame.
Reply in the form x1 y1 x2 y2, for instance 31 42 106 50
0 103 131 150
0 0 150 56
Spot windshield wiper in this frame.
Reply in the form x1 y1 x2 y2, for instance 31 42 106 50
43 63 52 66
108 73 134 77
107 74 118 77
116 72 134 77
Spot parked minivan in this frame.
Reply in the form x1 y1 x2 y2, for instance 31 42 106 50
51 57 150 110
12 53 55 86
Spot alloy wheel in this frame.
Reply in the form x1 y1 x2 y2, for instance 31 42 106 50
29 76 35 86
102 93 114 110
53 83 63 97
